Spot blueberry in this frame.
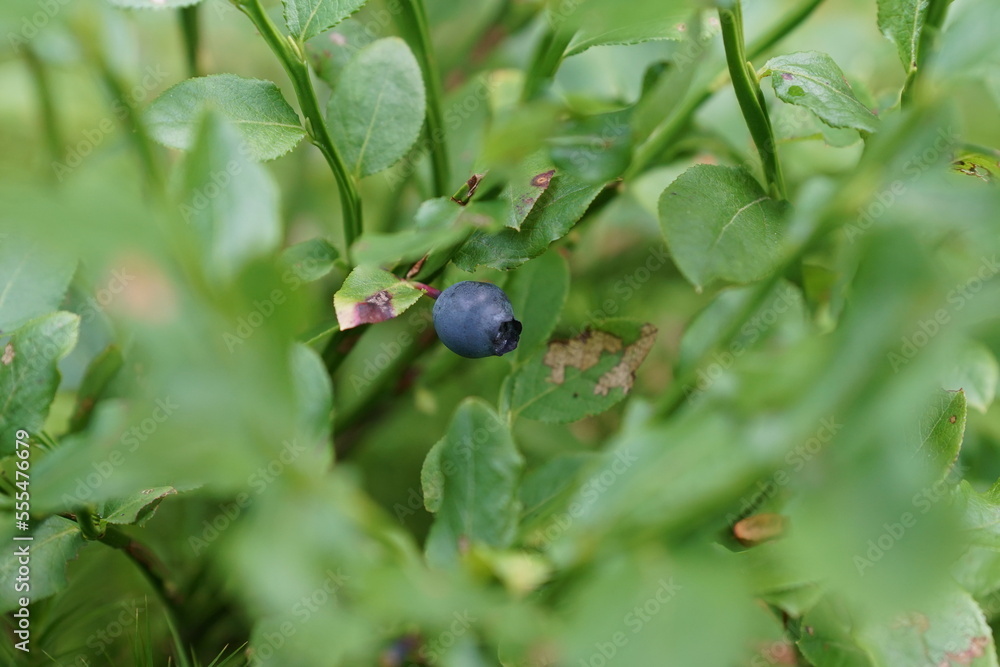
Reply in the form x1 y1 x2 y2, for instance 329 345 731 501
432 281 522 358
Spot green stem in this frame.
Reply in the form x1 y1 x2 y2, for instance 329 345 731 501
234 0 362 258
521 25 573 102
627 0 823 179
719 2 786 199
92 54 166 195
22 44 63 169
76 506 105 540
178 5 201 78
397 0 451 196
901 0 954 105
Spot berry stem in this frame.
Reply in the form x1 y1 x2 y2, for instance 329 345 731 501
412 282 441 299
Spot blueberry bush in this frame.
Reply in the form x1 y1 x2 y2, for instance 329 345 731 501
2 0 1000 664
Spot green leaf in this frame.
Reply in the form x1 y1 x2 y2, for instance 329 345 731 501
944 342 998 413
306 18 373 89
676 280 807 376
179 112 282 282
565 8 716 56
765 52 880 134
145 74 305 161
423 398 524 567
99 487 177 526
877 0 930 75
108 0 202 7
504 251 570 364
333 265 424 330
326 37 426 178
0 517 85 613
283 0 368 43
912 389 966 478
278 238 340 284
509 320 658 423
454 172 606 271
351 197 472 268
951 150 1000 184
0 312 79 456
0 236 75 335
68 344 124 435
859 587 999 667
549 109 633 184
290 343 334 446
658 164 790 290
500 151 556 230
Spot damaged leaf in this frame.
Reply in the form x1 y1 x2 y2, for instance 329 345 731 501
911 389 966 479
333 265 424 330
502 151 557 230
509 320 657 423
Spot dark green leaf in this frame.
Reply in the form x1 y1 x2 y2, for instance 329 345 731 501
658 164 790 290
565 8 716 56
454 172 606 272
68 344 124 435
145 74 305 161
0 312 79 456
765 52 880 134
504 251 570 364
0 517 85 613
327 37 426 178
423 398 524 567
509 320 657 423
333 265 424 330
549 109 633 184
283 0 368 43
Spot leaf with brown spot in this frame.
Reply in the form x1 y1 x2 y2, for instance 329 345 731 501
510 320 658 423
502 152 556 231
1 343 13 365
333 265 424 331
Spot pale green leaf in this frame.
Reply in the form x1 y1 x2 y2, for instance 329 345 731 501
145 74 305 161
877 0 930 74
283 0 368 43
0 517 85 613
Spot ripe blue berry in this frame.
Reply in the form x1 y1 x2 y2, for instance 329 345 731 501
432 281 522 358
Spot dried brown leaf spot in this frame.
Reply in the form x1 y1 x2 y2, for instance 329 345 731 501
354 289 395 325
734 513 788 546
543 324 658 396
1 342 13 365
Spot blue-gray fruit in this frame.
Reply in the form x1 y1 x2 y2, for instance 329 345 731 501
432 281 522 358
